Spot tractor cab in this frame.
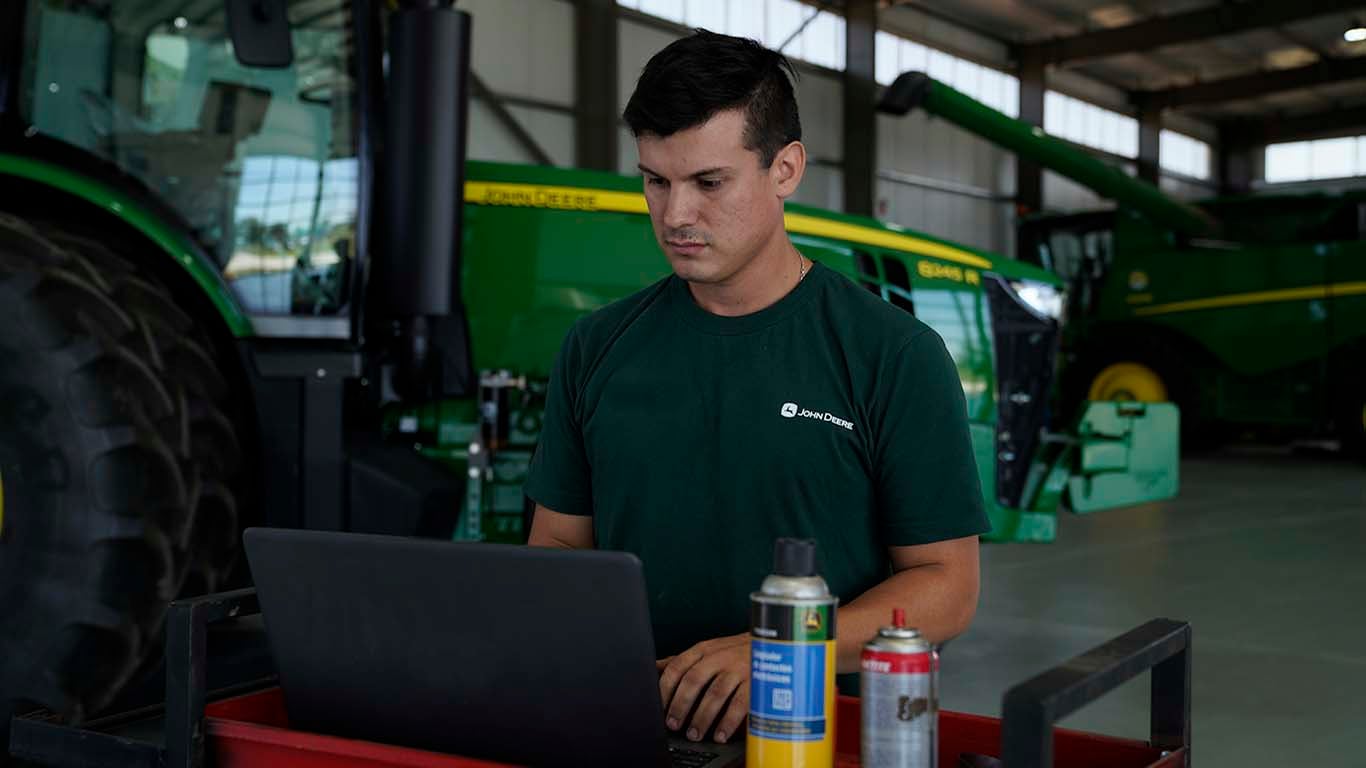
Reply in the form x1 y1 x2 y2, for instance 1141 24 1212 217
1018 210 1118 323
11 0 360 322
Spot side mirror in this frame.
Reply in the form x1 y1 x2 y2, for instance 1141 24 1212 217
225 0 293 68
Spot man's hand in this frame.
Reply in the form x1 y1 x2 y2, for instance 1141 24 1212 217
656 634 750 744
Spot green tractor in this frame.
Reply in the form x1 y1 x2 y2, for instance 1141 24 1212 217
881 72 1366 455
0 0 1178 743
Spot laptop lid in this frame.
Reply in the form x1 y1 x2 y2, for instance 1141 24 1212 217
243 528 670 767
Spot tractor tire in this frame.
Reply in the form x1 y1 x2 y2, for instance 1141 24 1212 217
1069 341 1217 453
0 213 242 740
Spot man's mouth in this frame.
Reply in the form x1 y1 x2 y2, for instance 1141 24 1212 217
666 240 706 253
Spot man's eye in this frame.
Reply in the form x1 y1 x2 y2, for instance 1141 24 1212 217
699 179 722 190
646 177 667 187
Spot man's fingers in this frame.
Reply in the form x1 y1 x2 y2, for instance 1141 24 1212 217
684 672 742 742
655 656 674 671
713 683 750 744
658 646 704 711
665 657 721 734
660 634 753 739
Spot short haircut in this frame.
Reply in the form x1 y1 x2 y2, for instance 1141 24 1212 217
623 30 801 167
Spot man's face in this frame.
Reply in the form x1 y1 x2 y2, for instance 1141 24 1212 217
636 109 788 285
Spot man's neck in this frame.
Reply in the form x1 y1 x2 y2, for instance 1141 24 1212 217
687 236 806 317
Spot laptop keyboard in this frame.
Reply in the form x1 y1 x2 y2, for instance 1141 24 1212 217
668 743 722 767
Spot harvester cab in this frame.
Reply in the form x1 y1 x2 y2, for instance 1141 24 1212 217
877 70 1366 454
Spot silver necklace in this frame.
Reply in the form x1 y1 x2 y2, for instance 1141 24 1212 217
797 252 809 283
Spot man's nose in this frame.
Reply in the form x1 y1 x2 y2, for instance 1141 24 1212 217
662 187 698 230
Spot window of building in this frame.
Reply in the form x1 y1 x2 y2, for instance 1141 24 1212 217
619 0 846 70
1159 130 1210 180
1265 136 1366 183
621 0 1210 175
1044 91 1138 158
871 30 1018 117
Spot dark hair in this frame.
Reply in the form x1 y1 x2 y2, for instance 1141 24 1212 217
623 30 801 167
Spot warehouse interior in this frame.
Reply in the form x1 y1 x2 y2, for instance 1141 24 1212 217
461 0 1366 250
453 6 1366 760
2 1 1365 767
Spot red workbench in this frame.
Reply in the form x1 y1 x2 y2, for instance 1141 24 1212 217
8 590 1191 768
204 687 1185 768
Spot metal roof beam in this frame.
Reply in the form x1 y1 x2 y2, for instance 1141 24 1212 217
1022 0 1366 65
1138 55 1366 109
1222 104 1366 147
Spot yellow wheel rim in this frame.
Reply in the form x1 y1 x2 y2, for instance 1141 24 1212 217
1088 362 1169 402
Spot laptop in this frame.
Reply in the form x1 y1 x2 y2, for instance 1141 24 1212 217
243 528 745 768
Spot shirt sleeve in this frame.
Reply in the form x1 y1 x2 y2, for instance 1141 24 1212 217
522 324 593 516
873 328 991 545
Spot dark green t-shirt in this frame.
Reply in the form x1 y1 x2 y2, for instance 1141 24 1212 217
524 262 989 658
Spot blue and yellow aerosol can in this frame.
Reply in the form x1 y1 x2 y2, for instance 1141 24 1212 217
748 538 838 767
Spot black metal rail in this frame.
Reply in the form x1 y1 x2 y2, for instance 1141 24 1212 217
9 589 266 768
1001 617 1192 767
165 589 261 768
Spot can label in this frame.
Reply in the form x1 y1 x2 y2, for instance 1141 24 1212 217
860 649 934 768
748 601 836 766
861 649 930 675
750 639 827 740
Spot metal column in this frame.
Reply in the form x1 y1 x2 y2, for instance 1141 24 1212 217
576 0 619 171
842 0 876 216
1217 127 1256 195
1136 95 1162 185
1015 47 1045 213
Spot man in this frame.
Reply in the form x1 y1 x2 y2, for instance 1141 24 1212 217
524 30 988 746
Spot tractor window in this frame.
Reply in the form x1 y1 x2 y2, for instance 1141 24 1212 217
20 0 358 318
1037 226 1113 316
1041 231 1082 280
1043 228 1113 283
853 249 881 296
142 31 190 125
879 254 916 315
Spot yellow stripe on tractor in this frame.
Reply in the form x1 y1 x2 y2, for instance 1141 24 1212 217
1134 281 1366 317
463 181 994 270
782 212 993 269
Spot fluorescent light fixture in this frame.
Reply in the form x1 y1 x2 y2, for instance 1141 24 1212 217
1344 27 1366 42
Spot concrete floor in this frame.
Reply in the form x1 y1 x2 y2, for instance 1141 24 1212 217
942 447 1366 768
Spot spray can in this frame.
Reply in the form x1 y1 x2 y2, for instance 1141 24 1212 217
859 609 937 768
747 538 838 767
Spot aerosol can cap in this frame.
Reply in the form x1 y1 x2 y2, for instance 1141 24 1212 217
772 538 817 577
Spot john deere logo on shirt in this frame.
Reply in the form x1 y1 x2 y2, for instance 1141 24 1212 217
779 401 854 432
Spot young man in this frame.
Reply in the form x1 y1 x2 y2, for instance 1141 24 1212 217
524 31 988 746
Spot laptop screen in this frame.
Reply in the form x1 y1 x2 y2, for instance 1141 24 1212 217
244 528 672 767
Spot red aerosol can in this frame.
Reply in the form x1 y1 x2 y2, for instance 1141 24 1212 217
859 609 937 768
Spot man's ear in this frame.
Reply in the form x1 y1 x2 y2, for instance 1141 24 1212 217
771 140 807 199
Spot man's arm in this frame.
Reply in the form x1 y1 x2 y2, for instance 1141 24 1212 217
834 535 980 672
526 504 594 549
658 534 980 743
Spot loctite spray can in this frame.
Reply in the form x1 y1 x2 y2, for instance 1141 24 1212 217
747 538 838 767
859 609 937 768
